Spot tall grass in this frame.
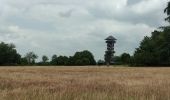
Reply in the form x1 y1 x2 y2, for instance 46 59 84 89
0 66 170 100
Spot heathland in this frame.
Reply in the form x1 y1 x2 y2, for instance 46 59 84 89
0 66 170 100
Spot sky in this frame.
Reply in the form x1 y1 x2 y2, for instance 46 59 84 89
0 0 169 61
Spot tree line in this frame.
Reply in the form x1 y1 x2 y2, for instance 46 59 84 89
0 41 132 66
0 43 97 66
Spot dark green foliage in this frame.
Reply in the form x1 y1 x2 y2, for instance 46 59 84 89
0 42 21 65
120 53 131 64
50 50 96 66
70 50 96 65
57 56 69 65
51 55 58 65
37 55 49 66
112 56 123 65
67 56 75 66
24 52 38 65
42 55 49 63
97 60 105 66
50 55 69 65
20 57 29 65
51 55 69 66
73 50 96 66
164 1 170 22
133 30 170 66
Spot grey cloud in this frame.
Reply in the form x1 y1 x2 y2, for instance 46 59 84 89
7 16 56 31
59 9 74 18
0 0 168 61
87 0 167 27
127 0 143 5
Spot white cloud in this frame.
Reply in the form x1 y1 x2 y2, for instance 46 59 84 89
131 0 167 14
0 0 168 60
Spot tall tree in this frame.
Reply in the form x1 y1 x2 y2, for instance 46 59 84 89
133 30 170 66
164 1 170 22
42 55 49 63
73 50 96 65
57 56 69 65
51 54 58 65
25 52 38 65
67 56 74 66
0 42 21 65
120 53 131 64
97 60 105 66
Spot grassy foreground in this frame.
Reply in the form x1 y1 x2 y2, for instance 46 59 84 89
0 66 170 100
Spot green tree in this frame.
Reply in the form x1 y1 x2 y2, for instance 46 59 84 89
51 54 58 65
42 55 49 63
133 29 170 66
97 60 105 66
25 52 38 65
20 57 29 65
120 53 131 64
50 55 69 65
67 56 74 66
57 56 69 65
164 1 170 22
112 56 122 65
133 35 159 66
73 50 96 65
0 42 21 65
132 2 170 66
159 28 170 65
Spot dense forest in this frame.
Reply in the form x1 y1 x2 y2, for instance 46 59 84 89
0 1 170 66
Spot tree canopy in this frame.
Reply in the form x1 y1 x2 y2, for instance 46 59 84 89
164 1 170 22
42 55 49 63
0 42 21 65
132 29 170 66
72 50 96 65
120 53 131 64
24 52 38 65
50 50 96 66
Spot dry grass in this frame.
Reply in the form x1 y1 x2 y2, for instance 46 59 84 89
0 66 170 100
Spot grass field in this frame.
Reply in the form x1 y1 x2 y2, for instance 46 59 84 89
0 66 170 100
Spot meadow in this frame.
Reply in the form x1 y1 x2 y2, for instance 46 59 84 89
0 66 170 100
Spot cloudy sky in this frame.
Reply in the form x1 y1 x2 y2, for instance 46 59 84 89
0 0 169 60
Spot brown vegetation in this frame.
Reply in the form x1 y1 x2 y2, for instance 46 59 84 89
0 66 170 100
